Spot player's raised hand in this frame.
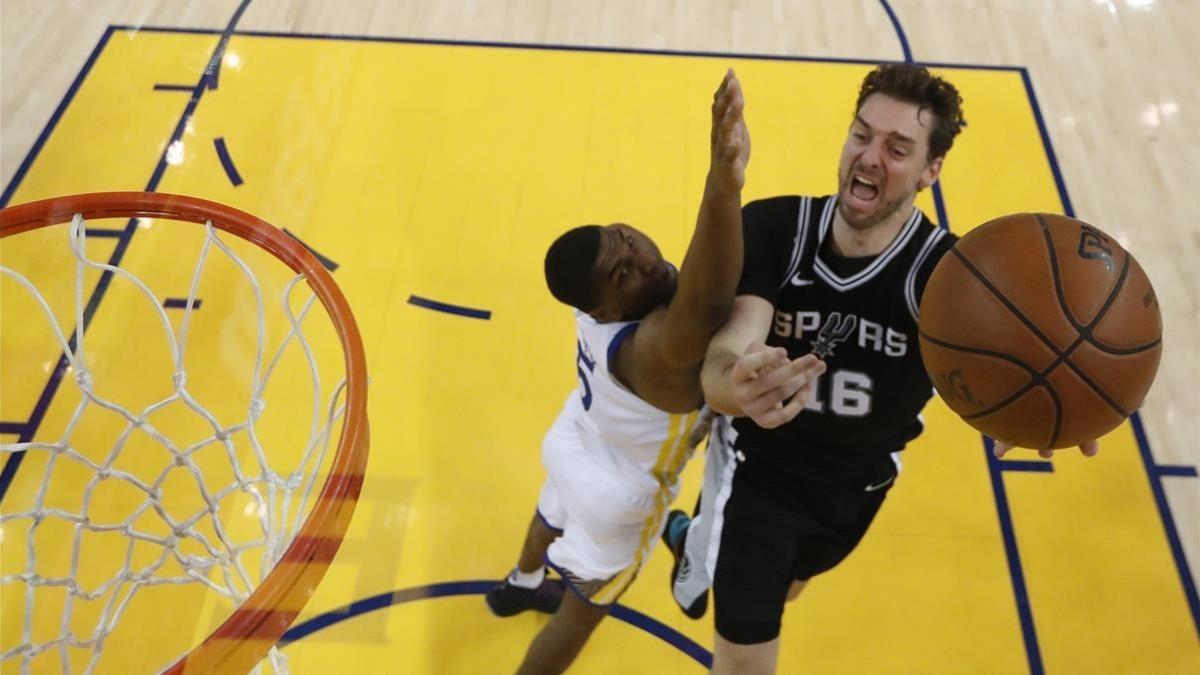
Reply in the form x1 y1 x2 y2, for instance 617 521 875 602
733 343 826 429
992 438 1101 459
708 68 750 196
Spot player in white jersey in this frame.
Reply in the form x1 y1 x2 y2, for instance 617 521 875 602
487 70 823 674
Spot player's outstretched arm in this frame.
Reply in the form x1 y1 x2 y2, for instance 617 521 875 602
634 69 749 371
700 296 826 427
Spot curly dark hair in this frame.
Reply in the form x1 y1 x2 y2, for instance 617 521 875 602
855 63 966 160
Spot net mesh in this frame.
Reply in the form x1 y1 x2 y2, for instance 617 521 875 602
0 214 348 674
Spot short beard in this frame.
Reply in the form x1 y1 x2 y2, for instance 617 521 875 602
838 193 908 230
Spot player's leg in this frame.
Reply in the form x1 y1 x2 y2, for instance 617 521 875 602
515 413 666 671
517 510 560 575
787 453 899 592
713 632 781 675
486 485 566 616
667 415 738 617
708 467 800 675
516 589 608 675
488 412 580 616
785 578 808 601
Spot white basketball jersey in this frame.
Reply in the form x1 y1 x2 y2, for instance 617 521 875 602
565 311 707 489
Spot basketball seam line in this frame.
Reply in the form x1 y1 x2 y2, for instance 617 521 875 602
1036 215 1159 355
949 246 1128 419
918 330 1039 374
949 247 1062 354
1085 337 1162 356
965 335 1086 423
1036 214 1134 417
920 330 1054 435
1036 214 1149 356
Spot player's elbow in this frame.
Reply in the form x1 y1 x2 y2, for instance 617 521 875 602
691 296 735 335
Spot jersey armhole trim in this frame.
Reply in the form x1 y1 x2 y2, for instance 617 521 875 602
905 227 949 322
607 322 640 370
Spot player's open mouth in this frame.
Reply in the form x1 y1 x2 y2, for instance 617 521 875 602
849 174 880 202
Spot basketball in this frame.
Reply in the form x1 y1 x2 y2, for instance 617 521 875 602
918 213 1162 449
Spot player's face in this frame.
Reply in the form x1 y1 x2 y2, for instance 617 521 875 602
836 93 944 230
589 223 677 321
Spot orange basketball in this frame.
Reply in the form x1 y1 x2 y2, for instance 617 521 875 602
918 213 1162 449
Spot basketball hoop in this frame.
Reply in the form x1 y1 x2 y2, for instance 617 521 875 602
0 192 370 673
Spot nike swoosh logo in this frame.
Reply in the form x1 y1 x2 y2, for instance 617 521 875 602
790 273 813 287
864 475 896 492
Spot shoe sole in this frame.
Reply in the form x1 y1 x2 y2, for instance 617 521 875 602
665 511 707 620
486 580 564 618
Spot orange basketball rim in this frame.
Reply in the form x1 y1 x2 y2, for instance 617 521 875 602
0 192 370 674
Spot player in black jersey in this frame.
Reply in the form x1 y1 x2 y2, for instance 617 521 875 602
662 64 1100 674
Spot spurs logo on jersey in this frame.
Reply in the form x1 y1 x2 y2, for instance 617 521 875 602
773 310 908 358
809 312 856 358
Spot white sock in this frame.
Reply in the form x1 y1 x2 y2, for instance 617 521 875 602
508 566 545 589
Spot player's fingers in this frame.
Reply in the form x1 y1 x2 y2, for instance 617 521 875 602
753 381 812 429
992 439 1013 458
740 353 814 400
772 357 827 401
1038 448 1055 459
742 357 825 420
1079 439 1100 457
775 386 811 423
712 68 734 111
732 346 787 382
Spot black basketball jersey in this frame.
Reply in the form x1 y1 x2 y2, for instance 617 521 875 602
732 194 958 482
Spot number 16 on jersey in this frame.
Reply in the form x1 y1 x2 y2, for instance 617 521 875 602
804 369 873 417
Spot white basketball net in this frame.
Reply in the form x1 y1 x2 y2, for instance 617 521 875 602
0 214 348 674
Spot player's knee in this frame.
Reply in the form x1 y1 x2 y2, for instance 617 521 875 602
556 589 610 628
786 578 808 602
712 631 780 675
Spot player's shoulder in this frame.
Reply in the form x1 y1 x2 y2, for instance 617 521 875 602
909 215 958 260
744 193 831 215
903 221 959 322
744 194 807 221
743 194 832 237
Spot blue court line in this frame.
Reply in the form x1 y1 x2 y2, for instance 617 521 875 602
109 24 1026 73
163 298 203 310
997 459 1054 473
202 1 252 90
1130 414 1200 636
0 0 255 503
1156 465 1199 478
938 173 1045 671
84 228 126 238
0 26 117 496
1019 65 1199 638
407 295 492 321
0 423 26 435
931 183 949 230
213 137 244 186
1020 70 1076 218
277 580 712 668
281 229 339 271
0 29 115 208
983 437 1046 674
877 0 913 63
153 83 195 92
917 30 1043 654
